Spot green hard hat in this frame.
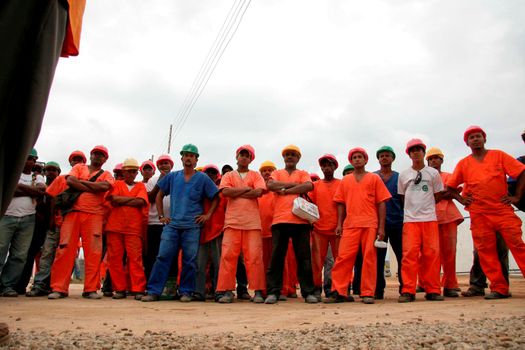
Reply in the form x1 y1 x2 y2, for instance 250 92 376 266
29 148 38 159
44 161 61 170
342 164 354 174
180 144 199 157
376 145 396 160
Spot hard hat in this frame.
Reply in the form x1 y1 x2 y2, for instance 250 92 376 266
122 158 140 170
113 163 123 172
342 164 355 174
69 150 87 164
180 144 199 157
426 147 444 160
463 125 486 144
259 160 276 172
29 148 38 159
203 164 220 173
236 144 255 161
91 145 109 159
310 173 320 181
44 161 61 170
156 154 174 167
281 144 301 157
318 154 339 169
376 146 396 160
405 139 426 154
140 160 156 172
348 147 368 162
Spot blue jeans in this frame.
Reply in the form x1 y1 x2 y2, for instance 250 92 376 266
32 227 60 292
146 225 200 296
0 214 35 292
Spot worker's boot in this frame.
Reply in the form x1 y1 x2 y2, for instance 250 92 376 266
252 290 264 304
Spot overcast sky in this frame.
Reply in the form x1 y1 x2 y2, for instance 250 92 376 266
36 0 525 177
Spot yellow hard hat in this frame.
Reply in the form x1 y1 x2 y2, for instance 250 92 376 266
195 166 204 172
259 160 276 172
121 158 140 170
281 144 301 157
426 147 444 160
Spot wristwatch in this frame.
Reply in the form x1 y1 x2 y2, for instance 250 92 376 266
158 215 165 220
281 188 286 194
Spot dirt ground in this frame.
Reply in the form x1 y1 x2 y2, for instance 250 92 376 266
1 275 524 337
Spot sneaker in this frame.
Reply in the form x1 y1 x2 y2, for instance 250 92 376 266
26 288 48 297
484 291 510 300
278 295 288 301
362 296 375 304
218 291 234 303
2 290 18 297
103 291 114 298
252 291 264 304
82 292 102 300
313 289 322 302
134 293 144 301
398 293 415 303
48 291 67 299
425 293 444 301
305 294 319 304
443 288 459 298
141 294 160 302
112 291 126 299
323 292 347 303
461 287 485 297
180 294 192 302
264 294 278 304
237 291 251 300
191 293 206 302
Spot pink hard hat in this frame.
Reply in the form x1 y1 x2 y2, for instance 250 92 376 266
405 138 426 154
91 145 109 159
113 163 123 172
318 153 339 169
68 150 87 164
140 160 156 172
156 154 174 167
348 147 368 162
236 144 255 161
463 125 486 144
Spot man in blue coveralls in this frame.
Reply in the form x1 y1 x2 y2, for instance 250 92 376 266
142 144 219 302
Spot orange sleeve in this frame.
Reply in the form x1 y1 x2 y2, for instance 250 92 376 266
61 0 87 57
68 164 83 178
333 179 345 204
447 160 465 189
375 175 392 203
136 183 149 205
99 171 115 185
252 172 267 190
502 151 525 179
46 176 68 197
219 172 234 190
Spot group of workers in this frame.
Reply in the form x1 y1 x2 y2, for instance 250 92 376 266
0 125 524 305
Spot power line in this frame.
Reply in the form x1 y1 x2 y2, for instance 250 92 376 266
168 0 252 151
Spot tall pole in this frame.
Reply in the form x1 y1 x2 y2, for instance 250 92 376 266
167 124 173 154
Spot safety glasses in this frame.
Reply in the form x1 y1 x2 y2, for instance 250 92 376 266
414 171 422 185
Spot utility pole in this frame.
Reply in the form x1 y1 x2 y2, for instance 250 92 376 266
167 124 173 154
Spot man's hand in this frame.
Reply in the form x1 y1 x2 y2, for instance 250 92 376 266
335 225 343 237
501 195 520 206
377 228 386 242
460 193 473 207
195 213 211 225
160 217 170 225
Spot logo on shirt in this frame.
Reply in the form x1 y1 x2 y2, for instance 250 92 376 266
422 184 429 192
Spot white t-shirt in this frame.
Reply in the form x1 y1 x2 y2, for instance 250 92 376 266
146 175 170 225
5 173 45 217
398 166 443 223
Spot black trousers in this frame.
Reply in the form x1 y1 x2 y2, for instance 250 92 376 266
266 223 314 297
144 225 178 282
0 0 67 216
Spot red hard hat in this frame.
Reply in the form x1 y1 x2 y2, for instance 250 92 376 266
236 144 255 161
463 125 486 144
310 173 320 181
68 150 87 164
91 145 109 159
203 164 220 174
348 147 368 162
113 163 123 172
156 154 174 167
405 138 426 154
140 160 156 172
318 153 339 169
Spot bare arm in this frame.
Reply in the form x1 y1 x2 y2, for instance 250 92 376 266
78 180 111 192
267 180 298 192
66 176 91 192
109 195 146 208
377 201 386 241
335 203 345 236
239 188 264 199
13 183 46 197
156 189 170 225
503 170 525 205
283 182 314 195
221 187 252 198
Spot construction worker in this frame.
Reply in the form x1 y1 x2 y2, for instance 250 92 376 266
447 126 525 299
425 147 464 297
113 163 124 181
310 154 341 301
216 145 266 303
26 151 86 296
398 139 444 302
140 160 156 183
258 161 276 274
265 145 318 304
324 148 391 304
342 164 354 176
105 158 149 299
48 145 114 299
0 149 46 297
142 144 219 302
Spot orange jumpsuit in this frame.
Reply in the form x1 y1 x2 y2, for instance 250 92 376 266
331 173 391 297
216 171 267 292
258 191 274 273
50 164 114 294
104 180 149 293
447 150 525 295
310 179 341 289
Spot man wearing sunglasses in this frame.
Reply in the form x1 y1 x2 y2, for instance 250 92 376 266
398 139 444 302
447 126 525 299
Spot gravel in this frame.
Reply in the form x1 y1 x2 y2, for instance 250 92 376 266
2 316 525 349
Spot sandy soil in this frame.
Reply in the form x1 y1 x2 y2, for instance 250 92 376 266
1 276 524 337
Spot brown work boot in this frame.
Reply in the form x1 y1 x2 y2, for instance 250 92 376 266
461 287 485 297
